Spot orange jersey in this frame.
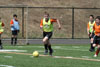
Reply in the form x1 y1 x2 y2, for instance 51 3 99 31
93 23 100 36
10 19 13 25
40 18 57 27
10 19 18 25
87 23 89 29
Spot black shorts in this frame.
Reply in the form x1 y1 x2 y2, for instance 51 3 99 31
93 36 100 45
89 32 95 39
43 32 52 40
12 30 19 35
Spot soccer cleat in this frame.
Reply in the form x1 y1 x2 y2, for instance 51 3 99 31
49 53 53 56
11 42 13 45
0 45 3 49
44 50 48 55
89 48 95 52
49 49 53 56
94 54 97 57
0 43 3 49
14 42 17 46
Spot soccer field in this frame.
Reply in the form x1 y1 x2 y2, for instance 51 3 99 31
0 45 100 67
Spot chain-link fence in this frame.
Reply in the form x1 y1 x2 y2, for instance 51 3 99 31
0 6 100 39
0 7 23 38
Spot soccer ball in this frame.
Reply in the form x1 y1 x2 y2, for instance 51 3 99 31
33 51 39 57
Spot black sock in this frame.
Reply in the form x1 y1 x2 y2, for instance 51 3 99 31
15 37 17 44
0 39 1 46
44 44 48 51
11 37 14 44
91 43 94 49
0 39 3 49
48 45 53 53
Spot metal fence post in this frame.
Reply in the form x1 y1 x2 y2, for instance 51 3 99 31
72 8 74 39
22 7 24 38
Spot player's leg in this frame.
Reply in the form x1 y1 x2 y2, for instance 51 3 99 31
48 40 53 56
46 32 53 56
90 38 95 52
94 45 100 57
92 35 97 57
89 33 92 51
94 37 100 57
14 35 17 45
12 30 18 45
93 44 97 57
15 30 19 45
89 33 95 52
11 35 14 45
91 33 95 50
43 36 49 55
93 36 100 57
11 31 14 45
0 34 3 49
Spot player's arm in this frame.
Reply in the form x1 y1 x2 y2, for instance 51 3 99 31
51 19 61 30
92 24 95 34
10 20 16 30
10 20 14 27
91 23 95 34
87 23 90 36
40 19 43 29
56 19 61 30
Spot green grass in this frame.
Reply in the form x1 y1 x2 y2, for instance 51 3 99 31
0 45 100 67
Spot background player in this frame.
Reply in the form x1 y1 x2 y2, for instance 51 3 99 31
40 12 61 56
0 17 4 49
87 15 95 52
93 16 100 57
10 14 20 46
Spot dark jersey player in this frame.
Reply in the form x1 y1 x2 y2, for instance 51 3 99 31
93 16 100 57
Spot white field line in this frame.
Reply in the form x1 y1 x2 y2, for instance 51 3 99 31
5 46 89 52
0 49 27 52
23 46 88 51
0 51 100 62
17 46 44 48
0 65 15 67
82 56 90 59
15 46 89 52
37 50 44 52
4 56 13 58
14 46 88 52
72 46 80 48
53 47 88 51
